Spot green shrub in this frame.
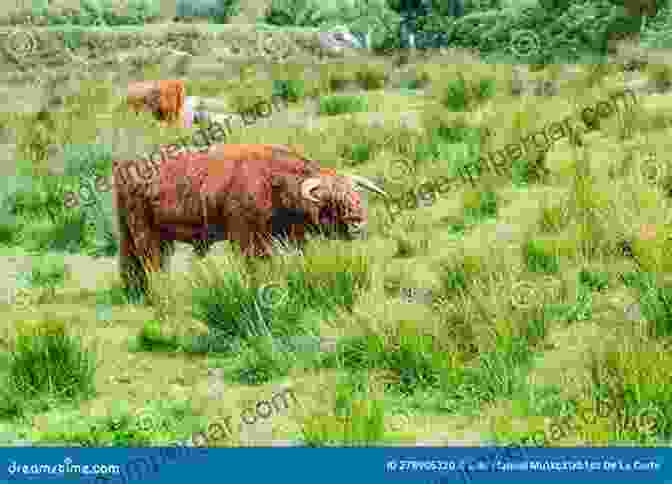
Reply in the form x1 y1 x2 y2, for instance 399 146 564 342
622 272 672 339
448 0 637 64
176 0 239 22
43 0 160 26
641 6 672 49
265 0 332 27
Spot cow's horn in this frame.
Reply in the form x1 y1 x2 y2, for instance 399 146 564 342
348 174 388 198
301 178 322 202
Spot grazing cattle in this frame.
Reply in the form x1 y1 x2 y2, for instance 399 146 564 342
113 144 388 294
127 80 186 126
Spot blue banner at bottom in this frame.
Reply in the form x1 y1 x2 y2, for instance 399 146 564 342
0 447 667 483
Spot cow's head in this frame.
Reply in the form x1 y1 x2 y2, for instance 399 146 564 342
298 170 388 240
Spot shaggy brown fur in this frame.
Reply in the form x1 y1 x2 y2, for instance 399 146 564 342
127 80 186 126
113 144 385 294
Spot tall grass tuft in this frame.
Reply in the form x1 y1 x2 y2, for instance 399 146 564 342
301 372 386 446
0 320 97 418
318 95 369 116
188 244 371 383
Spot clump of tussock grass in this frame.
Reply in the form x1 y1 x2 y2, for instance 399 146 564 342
0 319 97 419
324 244 551 414
21 212 90 254
354 63 390 91
330 303 550 414
522 239 561 274
537 195 571 234
2 140 116 255
490 383 574 446
646 62 672 92
510 155 552 187
135 319 181 353
424 301 550 415
578 268 610 292
621 271 672 339
37 399 201 447
341 141 375 165
571 337 672 444
391 231 431 259
546 154 619 261
318 95 369 116
186 242 372 383
461 187 498 222
331 319 457 396
10 254 70 305
436 73 496 111
301 372 386 446
272 79 307 103
27 255 68 289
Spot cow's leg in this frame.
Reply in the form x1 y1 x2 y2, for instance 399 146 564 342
159 239 175 271
118 193 169 299
232 225 270 259
118 210 148 300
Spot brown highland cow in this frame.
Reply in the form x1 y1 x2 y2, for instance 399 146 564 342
127 80 186 126
113 144 388 293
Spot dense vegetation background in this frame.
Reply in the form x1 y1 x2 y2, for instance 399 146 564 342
4 0 671 61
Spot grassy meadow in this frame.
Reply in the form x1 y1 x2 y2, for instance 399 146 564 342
2 37 672 448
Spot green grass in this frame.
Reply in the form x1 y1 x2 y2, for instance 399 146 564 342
318 95 369 116
301 372 386 446
0 320 97 419
135 320 182 353
621 271 672 339
523 240 560 274
272 79 307 103
3 42 672 447
36 398 205 446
